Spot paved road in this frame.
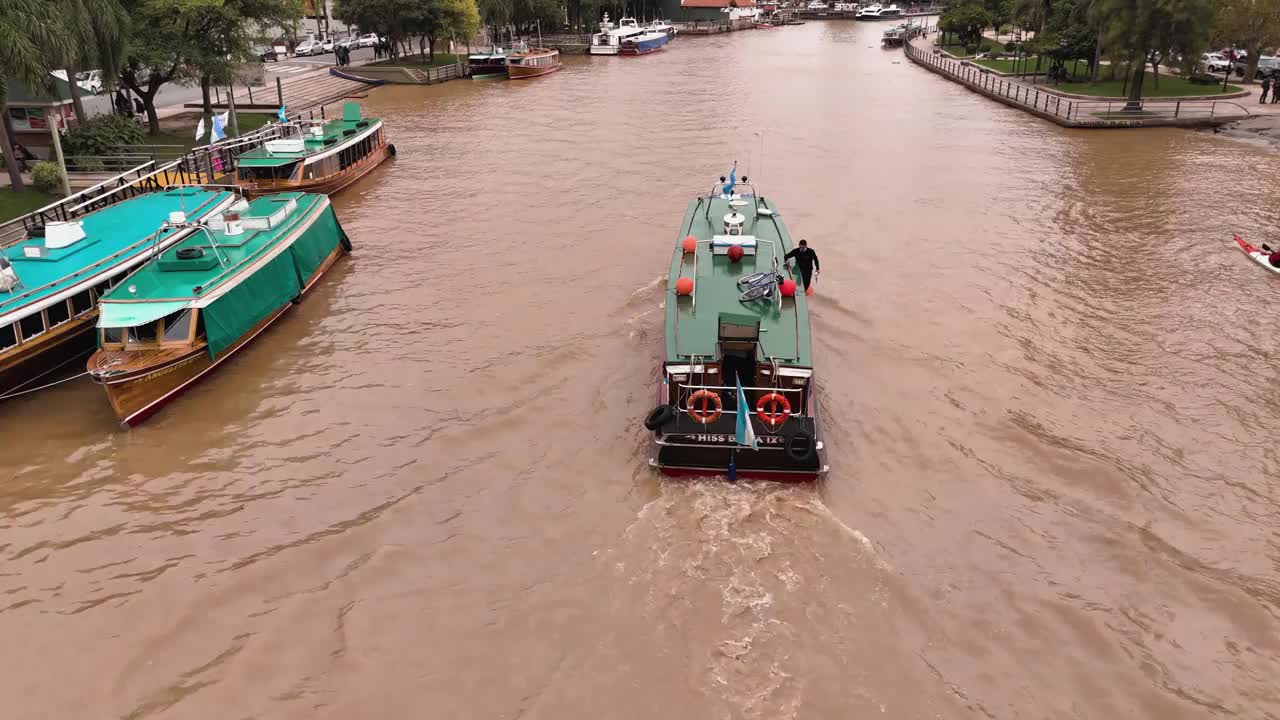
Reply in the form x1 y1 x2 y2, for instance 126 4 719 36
78 46 382 119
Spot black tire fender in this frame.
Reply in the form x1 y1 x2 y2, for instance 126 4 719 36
785 430 816 463
644 404 676 431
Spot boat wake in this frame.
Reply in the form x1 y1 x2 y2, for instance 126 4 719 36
604 480 890 718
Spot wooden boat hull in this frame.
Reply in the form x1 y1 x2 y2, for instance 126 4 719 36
507 64 562 79
89 243 347 427
0 314 97 397
241 145 393 199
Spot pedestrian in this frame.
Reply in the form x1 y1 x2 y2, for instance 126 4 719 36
1261 76 1271 104
114 90 130 116
784 239 820 293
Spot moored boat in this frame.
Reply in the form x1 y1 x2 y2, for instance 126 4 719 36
507 40 562 78
645 170 827 481
620 29 672 55
856 3 903 19
647 19 678 37
234 103 394 198
87 191 351 426
754 19 775 28
468 47 508 78
590 15 644 55
0 188 237 398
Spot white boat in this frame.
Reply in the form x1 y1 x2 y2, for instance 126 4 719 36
590 15 645 55
856 3 904 19
647 19 678 38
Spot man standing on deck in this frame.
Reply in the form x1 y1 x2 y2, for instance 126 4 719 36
785 239 820 291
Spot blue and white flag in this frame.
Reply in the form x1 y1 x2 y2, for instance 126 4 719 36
277 105 288 123
723 163 737 195
194 117 206 141
211 111 229 142
735 379 758 450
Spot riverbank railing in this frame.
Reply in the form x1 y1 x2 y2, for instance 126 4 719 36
904 40 1250 126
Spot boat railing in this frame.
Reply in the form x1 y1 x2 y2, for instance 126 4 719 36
674 382 809 418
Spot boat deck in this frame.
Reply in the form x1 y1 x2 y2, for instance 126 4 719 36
665 194 812 365
103 193 325 305
0 189 233 322
237 115 382 167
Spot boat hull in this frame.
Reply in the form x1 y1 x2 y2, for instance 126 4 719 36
508 63 562 79
90 242 347 427
649 378 827 482
620 34 671 55
589 45 620 55
0 315 97 397
241 144 392 199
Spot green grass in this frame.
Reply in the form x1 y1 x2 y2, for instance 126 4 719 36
937 37 1001 56
369 53 463 69
141 113 279 152
969 60 1244 96
0 188 59 224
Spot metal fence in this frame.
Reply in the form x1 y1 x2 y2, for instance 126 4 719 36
904 40 1251 126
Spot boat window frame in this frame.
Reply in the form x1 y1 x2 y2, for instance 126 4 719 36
18 311 45 342
0 321 18 353
45 298 72 330
126 319 162 347
101 326 124 348
71 289 93 316
160 308 197 347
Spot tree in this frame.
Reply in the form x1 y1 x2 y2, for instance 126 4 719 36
52 0 130 125
1215 0 1280 84
940 3 993 49
0 0 67 191
1094 0 1213 105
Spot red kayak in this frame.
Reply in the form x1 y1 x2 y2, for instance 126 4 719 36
1236 234 1280 275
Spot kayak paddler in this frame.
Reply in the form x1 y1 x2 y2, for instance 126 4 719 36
785 239 820 292
1264 243 1280 268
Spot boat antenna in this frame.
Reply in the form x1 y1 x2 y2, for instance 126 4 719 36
537 19 542 48
757 129 766 188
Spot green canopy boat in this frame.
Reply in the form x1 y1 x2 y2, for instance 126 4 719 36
87 191 351 426
645 171 827 481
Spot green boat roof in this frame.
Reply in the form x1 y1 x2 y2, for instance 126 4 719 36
236 106 380 164
98 192 326 319
665 191 812 366
0 188 233 324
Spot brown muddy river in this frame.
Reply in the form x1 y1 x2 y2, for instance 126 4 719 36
4 21 1280 719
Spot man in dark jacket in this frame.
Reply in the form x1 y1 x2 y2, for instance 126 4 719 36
784 239 820 290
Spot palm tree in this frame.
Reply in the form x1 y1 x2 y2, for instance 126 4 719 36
0 0 66 191
52 0 130 125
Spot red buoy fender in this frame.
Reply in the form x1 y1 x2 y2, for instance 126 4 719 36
687 389 723 424
756 392 791 429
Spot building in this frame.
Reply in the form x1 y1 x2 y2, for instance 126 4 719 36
5 75 77 162
301 0 351 37
660 0 758 21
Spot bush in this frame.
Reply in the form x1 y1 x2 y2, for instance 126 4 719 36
1004 41 1019 52
70 157 105 172
63 114 147 157
965 44 979 55
31 162 63 194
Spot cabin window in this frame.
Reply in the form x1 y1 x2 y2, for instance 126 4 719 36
127 321 158 345
162 310 193 343
102 327 123 345
18 312 44 341
71 290 93 315
0 323 16 352
45 300 71 328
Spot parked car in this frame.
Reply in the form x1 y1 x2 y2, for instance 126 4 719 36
75 69 103 94
337 36 360 50
1234 55 1280 78
1201 52 1230 74
319 38 335 53
358 33 380 47
294 39 319 56
255 45 279 62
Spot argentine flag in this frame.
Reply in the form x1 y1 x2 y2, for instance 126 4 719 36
723 163 736 195
735 378 758 450
211 111 229 142
278 105 288 123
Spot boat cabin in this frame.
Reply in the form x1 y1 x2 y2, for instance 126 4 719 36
234 103 388 194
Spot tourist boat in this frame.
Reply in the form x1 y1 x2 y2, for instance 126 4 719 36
647 19 678 38
507 40 562 79
590 15 644 55
87 191 351 426
468 46 508 78
234 102 394 198
643 171 827 481
0 187 237 398
620 28 672 56
881 24 907 46
856 3 904 19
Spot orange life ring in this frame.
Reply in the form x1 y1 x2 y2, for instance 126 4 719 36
755 392 792 429
687 389 723 424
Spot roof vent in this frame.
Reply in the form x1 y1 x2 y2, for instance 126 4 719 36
169 211 187 225
223 211 244 237
44 220 86 249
